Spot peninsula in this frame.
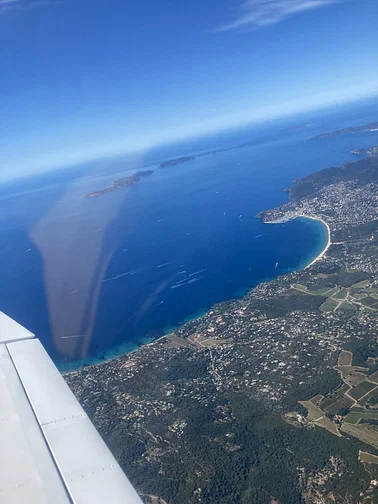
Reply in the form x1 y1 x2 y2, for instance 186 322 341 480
351 146 378 156
68 146 378 504
309 120 378 141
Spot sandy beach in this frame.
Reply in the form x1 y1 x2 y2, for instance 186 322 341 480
299 215 332 269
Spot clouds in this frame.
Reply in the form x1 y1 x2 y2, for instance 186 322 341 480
217 0 343 31
0 0 56 16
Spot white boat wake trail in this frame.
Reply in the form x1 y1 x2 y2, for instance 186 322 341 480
102 268 145 282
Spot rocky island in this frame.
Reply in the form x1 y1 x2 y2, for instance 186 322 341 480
84 170 154 198
84 155 196 198
68 146 378 503
159 155 196 169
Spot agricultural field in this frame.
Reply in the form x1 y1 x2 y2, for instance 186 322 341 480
320 299 339 313
360 297 378 308
319 383 351 410
338 351 353 367
299 401 341 437
342 422 378 450
298 400 323 421
334 288 348 300
315 416 341 437
199 338 231 348
335 365 368 379
165 334 195 349
348 381 378 401
290 279 378 313
292 284 308 292
324 396 355 416
359 388 378 406
181 334 232 349
309 394 324 405
345 411 363 425
360 396 378 408
368 370 378 384
344 372 367 387
298 348 378 470
359 451 378 464
351 280 370 289
297 351 378 462
345 408 378 425
365 307 378 313
312 286 340 297
339 302 357 311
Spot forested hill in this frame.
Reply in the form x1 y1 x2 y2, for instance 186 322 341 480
288 147 378 200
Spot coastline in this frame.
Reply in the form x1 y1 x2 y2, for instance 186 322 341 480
299 215 332 269
261 213 331 269
61 215 328 375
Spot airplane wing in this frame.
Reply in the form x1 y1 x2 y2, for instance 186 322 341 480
0 311 142 504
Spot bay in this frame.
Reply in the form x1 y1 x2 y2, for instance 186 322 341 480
0 98 377 368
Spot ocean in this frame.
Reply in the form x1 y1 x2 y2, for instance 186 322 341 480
0 98 377 369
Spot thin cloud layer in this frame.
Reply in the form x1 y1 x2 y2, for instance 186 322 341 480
0 0 56 15
217 0 342 31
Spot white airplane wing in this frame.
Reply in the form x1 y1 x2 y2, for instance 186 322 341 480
0 311 142 504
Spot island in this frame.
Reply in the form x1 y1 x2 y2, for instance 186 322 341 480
309 121 378 141
84 156 197 198
68 146 378 503
159 155 196 169
84 170 154 198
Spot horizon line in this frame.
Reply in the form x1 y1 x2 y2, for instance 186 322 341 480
2 87 378 184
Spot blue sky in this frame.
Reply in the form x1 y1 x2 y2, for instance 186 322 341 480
0 0 377 180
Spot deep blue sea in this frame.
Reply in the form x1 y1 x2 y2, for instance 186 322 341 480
0 98 377 370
